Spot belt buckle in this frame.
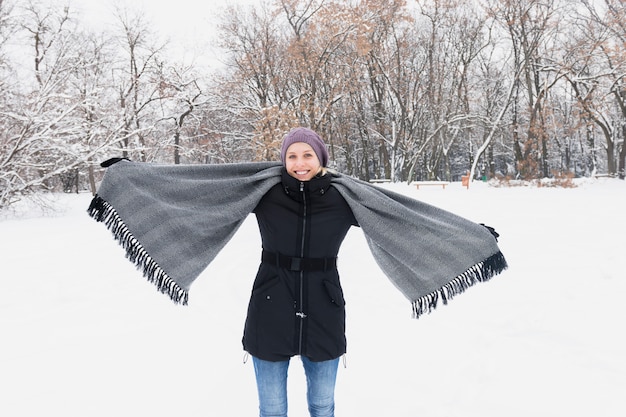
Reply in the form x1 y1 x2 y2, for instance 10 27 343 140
290 257 302 271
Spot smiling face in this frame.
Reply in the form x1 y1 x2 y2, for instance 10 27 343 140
285 142 322 181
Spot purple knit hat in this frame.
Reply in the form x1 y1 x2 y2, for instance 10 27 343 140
280 127 329 167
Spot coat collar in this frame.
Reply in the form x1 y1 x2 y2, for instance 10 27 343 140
281 167 331 198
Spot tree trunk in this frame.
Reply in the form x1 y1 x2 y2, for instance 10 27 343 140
615 85 626 179
88 164 97 196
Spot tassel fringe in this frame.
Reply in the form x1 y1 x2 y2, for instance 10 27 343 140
87 195 189 305
411 251 508 319
88 193 506 314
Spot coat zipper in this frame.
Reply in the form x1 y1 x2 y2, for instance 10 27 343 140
297 181 307 355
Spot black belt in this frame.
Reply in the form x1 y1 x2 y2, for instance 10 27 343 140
261 250 337 271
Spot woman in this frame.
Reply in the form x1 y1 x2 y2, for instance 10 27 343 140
89 127 506 417
243 127 357 417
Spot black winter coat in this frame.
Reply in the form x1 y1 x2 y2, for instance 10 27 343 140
242 169 358 362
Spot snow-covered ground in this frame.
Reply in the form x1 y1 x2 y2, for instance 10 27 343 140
1 179 624 417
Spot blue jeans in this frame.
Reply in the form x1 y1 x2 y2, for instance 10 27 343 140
252 355 340 417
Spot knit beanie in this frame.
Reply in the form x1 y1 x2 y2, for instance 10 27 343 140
280 127 329 167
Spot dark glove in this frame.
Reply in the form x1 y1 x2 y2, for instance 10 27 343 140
480 223 500 241
100 157 130 167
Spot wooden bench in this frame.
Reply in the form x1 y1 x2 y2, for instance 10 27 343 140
411 181 450 190
593 173 615 178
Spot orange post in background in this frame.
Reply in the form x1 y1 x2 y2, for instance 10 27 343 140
461 172 470 189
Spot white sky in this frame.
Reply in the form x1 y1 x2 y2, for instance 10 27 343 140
66 0 259 68
69 0 258 30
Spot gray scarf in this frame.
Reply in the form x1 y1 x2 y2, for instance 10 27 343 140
88 160 507 318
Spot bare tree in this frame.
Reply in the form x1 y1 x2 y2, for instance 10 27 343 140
216 2 289 160
585 0 626 178
0 1 91 208
559 0 626 178
489 0 567 179
110 6 167 162
155 63 207 164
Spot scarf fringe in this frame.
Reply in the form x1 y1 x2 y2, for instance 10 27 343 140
411 251 508 319
87 195 189 305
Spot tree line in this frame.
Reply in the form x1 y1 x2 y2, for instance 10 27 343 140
1 0 625 209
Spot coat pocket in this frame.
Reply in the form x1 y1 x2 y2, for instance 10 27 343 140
252 276 280 296
323 280 345 307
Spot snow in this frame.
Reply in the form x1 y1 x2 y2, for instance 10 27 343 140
1 179 625 416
